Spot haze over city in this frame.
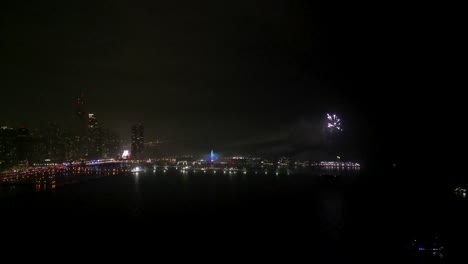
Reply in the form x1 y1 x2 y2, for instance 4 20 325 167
0 0 412 165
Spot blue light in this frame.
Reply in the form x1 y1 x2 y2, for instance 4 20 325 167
210 150 215 162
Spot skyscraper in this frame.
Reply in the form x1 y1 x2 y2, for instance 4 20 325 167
75 91 87 136
87 113 102 159
0 126 17 170
131 124 144 160
45 123 66 162
75 91 88 159
16 127 32 165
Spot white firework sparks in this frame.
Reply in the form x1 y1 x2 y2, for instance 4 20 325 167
326 113 343 132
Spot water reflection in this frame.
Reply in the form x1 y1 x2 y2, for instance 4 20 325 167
317 189 344 241
181 170 189 183
1 164 131 197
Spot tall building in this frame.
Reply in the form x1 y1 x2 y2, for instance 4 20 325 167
0 126 17 170
44 123 66 162
29 128 48 163
75 91 88 159
65 135 81 161
16 127 32 165
75 91 87 135
29 126 74 163
87 113 102 159
131 124 144 160
59 129 79 162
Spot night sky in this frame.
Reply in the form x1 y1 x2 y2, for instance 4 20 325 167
0 0 431 164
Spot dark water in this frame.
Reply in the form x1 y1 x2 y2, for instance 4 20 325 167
1 167 466 262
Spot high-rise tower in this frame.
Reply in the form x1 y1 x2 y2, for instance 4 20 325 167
75 90 88 159
87 113 102 159
75 91 87 136
131 124 144 160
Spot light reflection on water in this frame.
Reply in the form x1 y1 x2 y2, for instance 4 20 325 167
1 166 361 205
3 165 468 262
1 166 130 198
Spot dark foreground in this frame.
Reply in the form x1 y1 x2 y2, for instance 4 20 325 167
1 168 467 263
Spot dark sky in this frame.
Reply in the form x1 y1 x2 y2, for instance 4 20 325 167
1 0 430 163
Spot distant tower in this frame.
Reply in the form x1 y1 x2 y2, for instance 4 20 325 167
75 91 87 136
16 127 32 165
87 113 102 159
210 150 215 163
75 90 88 159
0 126 18 169
131 124 144 160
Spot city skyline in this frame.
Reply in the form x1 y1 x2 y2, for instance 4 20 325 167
1 109 351 164
0 0 398 165
0 0 446 170
1 84 360 164
131 123 144 160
